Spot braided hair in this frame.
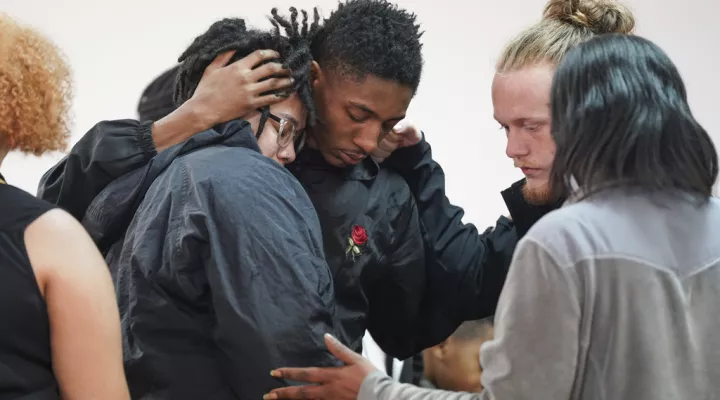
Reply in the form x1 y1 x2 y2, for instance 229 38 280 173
173 7 321 129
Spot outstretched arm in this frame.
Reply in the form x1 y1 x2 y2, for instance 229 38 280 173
38 49 293 220
383 130 518 324
37 119 157 220
265 334 481 400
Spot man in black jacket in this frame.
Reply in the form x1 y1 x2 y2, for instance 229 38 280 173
38 0 532 361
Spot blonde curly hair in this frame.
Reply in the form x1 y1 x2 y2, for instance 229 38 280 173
0 13 72 155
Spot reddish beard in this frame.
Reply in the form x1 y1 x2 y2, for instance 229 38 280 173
522 181 553 205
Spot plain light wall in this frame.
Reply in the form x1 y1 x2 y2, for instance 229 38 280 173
2 0 718 228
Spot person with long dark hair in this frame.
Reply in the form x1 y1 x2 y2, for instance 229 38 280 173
0 13 129 399
479 32 719 400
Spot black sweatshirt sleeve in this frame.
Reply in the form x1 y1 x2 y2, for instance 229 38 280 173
37 119 157 221
384 137 518 336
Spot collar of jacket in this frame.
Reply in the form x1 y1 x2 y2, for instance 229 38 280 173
292 147 379 181
500 178 564 239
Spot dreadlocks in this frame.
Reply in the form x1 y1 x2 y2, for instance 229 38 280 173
174 7 321 125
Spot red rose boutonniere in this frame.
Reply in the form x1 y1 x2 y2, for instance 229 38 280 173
346 225 368 261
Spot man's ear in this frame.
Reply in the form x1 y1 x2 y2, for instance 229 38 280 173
431 339 450 359
311 60 322 87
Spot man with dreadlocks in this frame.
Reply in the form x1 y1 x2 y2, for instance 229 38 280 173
67 10 341 400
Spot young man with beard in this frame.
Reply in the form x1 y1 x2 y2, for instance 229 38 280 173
39 0 523 362
261 0 637 399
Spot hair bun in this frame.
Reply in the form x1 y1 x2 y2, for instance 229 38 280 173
543 0 635 34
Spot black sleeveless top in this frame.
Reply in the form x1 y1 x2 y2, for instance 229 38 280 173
0 173 60 399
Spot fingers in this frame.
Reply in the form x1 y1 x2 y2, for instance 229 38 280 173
270 367 329 384
264 384 327 400
372 131 401 162
371 141 395 161
250 61 291 82
324 334 363 365
371 153 389 164
242 49 282 69
392 120 407 133
390 119 423 147
384 129 405 145
371 150 391 164
251 77 294 97
206 50 236 73
251 93 289 110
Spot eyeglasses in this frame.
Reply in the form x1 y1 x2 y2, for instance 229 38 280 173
256 109 302 149
269 112 300 148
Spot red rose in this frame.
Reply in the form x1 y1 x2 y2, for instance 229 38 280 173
351 225 368 246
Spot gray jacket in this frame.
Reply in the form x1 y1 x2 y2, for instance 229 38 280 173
359 190 720 400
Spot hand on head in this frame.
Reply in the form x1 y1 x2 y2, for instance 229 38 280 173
263 334 378 400
371 119 423 163
151 49 296 151
186 49 294 128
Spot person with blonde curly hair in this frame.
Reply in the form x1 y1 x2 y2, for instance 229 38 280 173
0 14 71 157
0 14 129 399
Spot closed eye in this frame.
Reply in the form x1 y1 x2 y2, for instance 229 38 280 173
348 111 369 123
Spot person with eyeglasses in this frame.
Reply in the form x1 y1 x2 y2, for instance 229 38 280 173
259 110 306 162
75 12 343 400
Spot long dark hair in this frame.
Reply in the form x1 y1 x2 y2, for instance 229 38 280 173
549 34 717 202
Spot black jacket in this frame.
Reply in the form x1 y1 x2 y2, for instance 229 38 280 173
38 121 553 359
381 137 559 345
80 120 339 399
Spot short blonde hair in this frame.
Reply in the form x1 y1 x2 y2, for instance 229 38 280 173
0 14 72 155
497 0 635 73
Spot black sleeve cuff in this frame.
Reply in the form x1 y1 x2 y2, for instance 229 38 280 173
133 120 158 157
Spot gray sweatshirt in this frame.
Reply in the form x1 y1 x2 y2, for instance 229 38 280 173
359 190 720 400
